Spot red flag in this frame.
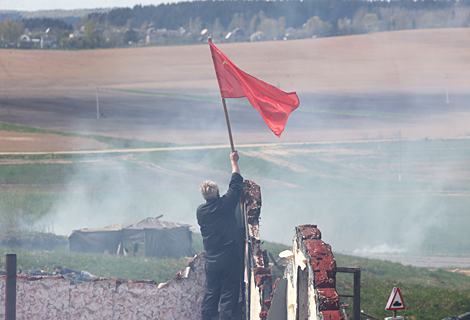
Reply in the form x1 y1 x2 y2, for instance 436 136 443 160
209 42 299 137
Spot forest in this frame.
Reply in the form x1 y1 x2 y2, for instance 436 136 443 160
1 0 469 49
92 0 470 30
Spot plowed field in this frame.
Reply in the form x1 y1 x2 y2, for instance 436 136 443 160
0 28 468 150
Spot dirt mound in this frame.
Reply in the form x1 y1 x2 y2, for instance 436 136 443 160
453 269 470 277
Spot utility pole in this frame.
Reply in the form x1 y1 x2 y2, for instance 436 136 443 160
445 74 450 104
96 87 100 119
398 131 402 182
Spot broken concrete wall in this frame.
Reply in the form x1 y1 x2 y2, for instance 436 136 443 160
0 253 206 320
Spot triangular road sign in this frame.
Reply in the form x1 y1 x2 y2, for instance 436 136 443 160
385 287 406 311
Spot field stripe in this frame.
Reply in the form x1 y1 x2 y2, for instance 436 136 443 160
0 136 469 156
103 88 414 118
105 88 223 103
300 107 415 118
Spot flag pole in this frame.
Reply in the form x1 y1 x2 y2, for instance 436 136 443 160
222 97 235 152
209 36 235 152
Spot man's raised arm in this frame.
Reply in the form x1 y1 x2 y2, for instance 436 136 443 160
230 151 240 174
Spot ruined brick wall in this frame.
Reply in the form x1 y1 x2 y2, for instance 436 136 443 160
243 184 343 320
0 253 206 320
244 180 273 320
284 224 343 320
0 187 342 320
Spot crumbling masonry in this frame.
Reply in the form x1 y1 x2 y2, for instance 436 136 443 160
285 224 343 320
0 180 343 320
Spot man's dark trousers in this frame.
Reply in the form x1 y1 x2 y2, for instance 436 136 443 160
201 241 240 320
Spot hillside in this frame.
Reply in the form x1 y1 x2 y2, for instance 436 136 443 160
1 240 469 319
1 28 468 96
0 28 468 148
0 25 468 320
2 0 469 50
0 27 468 267
0 8 108 24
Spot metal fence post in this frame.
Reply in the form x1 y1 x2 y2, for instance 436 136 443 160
353 268 361 320
5 253 17 320
337 267 361 320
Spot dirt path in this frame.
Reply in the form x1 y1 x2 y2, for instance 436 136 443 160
0 132 109 152
0 135 468 155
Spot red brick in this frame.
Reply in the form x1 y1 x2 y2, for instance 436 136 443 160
311 257 320 270
244 180 261 223
244 180 261 210
315 270 335 288
255 267 271 275
255 275 263 286
298 224 322 240
326 243 333 255
317 288 340 311
311 255 337 272
321 310 343 320
272 277 280 290
304 239 328 256
256 274 273 286
322 254 337 271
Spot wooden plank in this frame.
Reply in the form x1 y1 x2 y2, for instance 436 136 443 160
297 267 309 320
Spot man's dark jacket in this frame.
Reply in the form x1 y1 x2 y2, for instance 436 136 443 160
197 172 243 253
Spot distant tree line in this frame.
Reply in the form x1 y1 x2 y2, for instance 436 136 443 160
88 0 470 31
84 0 470 45
0 19 25 44
0 11 23 22
0 0 469 49
22 18 73 31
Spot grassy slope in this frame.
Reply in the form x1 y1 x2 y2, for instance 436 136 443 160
1 244 469 319
0 123 168 150
335 254 470 319
1 124 470 318
194 233 470 319
0 247 188 283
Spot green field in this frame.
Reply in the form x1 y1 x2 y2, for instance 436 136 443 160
1 126 469 255
335 254 470 319
1 238 469 320
0 123 469 318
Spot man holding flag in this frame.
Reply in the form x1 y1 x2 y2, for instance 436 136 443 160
196 39 300 320
197 151 243 320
